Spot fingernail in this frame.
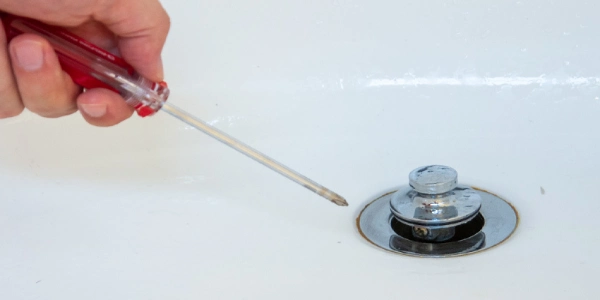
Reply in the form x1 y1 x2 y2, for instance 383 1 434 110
13 41 44 71
80 103 107 118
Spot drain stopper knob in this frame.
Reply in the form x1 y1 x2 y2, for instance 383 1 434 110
390 165 482 242
409 165 458 194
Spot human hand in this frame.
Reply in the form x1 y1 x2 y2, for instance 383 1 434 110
0 0 170 126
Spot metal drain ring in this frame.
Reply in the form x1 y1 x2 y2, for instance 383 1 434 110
357 187 518 258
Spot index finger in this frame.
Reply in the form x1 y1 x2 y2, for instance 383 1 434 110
94 0 170 81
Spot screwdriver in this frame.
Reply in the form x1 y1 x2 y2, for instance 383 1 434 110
1 14 348 207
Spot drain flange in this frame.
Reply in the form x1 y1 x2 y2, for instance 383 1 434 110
357 165 518 257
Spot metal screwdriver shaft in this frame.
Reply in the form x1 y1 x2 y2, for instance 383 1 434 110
161 103 348 206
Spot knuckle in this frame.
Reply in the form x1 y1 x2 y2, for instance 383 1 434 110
0 85 24 119
24 101 54 116
163 12 171 31
38 107 78 119
20 80 80 118
151 3 171 36
24 97 76 118
33 105 76 118
0 106 24 119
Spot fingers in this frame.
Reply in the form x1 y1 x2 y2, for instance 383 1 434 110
0 0 170 126
77 88 134 127
4 32 132 125
0 0 170 80
95 0 170 81
8 33 133 125
8 34 80 118
0 19 23 118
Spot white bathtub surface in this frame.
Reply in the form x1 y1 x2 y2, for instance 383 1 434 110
1 1 599 299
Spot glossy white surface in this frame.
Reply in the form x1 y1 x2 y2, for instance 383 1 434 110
1 0 599 299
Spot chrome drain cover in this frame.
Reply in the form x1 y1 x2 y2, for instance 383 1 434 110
357 166 518 258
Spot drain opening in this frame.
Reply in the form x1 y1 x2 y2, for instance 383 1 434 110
390 213 485 243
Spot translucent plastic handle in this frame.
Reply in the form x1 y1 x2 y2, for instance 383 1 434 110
1 13 169 117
